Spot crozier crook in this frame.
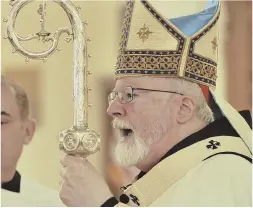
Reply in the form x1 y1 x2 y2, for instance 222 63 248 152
4 0 100 157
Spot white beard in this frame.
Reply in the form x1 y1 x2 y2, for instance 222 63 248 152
114 134 149 167
112 103 172 167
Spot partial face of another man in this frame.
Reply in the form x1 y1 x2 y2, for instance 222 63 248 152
1 81 35 182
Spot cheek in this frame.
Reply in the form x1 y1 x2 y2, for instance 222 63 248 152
1 124 24 151
125 102 136 114
124 103 145 130
126 102 161 128
126 98 158 114
1 124 23 174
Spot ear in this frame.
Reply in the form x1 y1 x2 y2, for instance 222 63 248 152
23 119 36 145
176 96 196 124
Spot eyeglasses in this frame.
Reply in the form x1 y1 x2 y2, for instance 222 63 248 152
108 86 183 104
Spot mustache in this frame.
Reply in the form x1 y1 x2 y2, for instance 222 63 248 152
112 118 134 129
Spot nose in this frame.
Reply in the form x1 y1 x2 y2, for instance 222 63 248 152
107 99 126 118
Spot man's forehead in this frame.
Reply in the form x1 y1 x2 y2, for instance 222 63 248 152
114 76 170 90
115 77 152 88
1 84 18 114
1 83 16 98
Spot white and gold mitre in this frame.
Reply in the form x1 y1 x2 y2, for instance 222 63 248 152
115 0 220 89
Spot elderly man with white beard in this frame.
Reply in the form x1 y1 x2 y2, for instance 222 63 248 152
110 77 214 170
59 0 252 207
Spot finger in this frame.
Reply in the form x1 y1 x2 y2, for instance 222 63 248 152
60 154 69 167
60 166 67 178
60 154 85 167
59 177 63 186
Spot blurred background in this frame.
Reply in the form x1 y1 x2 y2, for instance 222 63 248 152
1 0 251 191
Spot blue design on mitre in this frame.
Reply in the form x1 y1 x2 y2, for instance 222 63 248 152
169 0 219 37
115 0 220 89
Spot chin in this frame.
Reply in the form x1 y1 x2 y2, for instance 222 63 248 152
115 138 149 167
1 163 17 183
1 170 16 183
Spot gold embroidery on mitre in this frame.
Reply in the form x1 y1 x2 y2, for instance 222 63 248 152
211 36 218 54
137 24 153 42
185 57 217 86
117 54 181 71
115 0 220 89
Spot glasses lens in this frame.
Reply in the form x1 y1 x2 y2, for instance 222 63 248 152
108 91 116 103
108 87 133 104
120 87 133 103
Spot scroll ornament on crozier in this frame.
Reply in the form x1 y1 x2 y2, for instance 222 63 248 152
3 0 100 157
